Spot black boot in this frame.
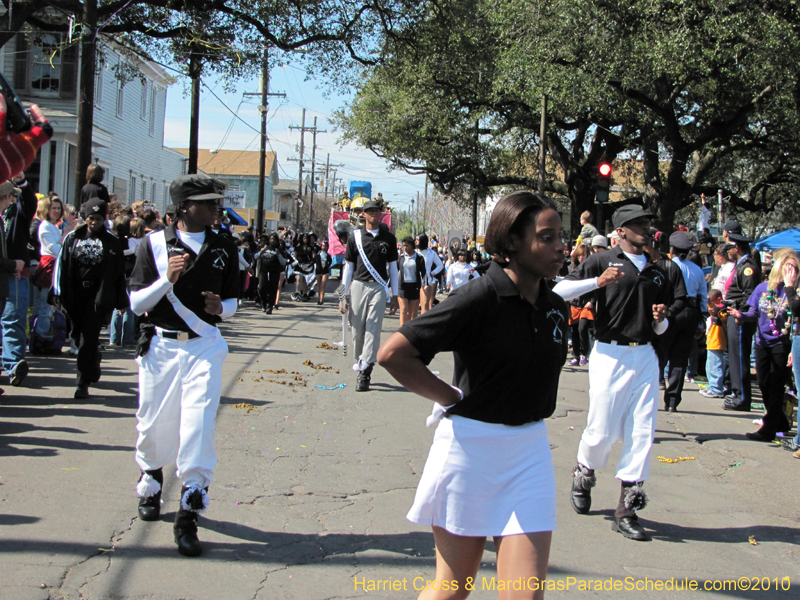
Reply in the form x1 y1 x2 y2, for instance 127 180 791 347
569 464 595 514
137 468 163 521
612 481 650 541
356 363 374 392
174 486 207 556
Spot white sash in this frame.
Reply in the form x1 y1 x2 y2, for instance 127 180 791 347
354 229 390 297
149 230 218 338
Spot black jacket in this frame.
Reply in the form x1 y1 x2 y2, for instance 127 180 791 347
398 252 426 287
79 182 111 205
53 224 129 319
5 182 37 266
0 223 19 298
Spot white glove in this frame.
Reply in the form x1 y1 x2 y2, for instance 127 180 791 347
425 386 464 427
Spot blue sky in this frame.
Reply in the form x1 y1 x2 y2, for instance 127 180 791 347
162 64 427 212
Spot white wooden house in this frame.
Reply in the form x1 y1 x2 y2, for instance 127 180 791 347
1 31 185 212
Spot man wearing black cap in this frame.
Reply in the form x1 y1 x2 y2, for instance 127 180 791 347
53 198 129 398
339 198 398 391
129 174 239 556
554 204 670 541
661 231 707 411
721 221 760 411
644 229 688 393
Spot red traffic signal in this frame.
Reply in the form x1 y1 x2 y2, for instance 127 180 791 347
599 163 612 177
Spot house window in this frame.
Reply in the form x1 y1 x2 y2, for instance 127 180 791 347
149 87 157 136
152 182 157 205
142 178 147 201
30 35 62 96
130 175 137 202
140 81 148 120
14 34 77 98
116 79 125 118
165 183 170 205
94 62 104 108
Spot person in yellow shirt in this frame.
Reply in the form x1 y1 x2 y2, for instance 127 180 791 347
700 288 728 398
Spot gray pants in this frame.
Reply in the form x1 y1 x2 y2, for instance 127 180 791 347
349 280 387 367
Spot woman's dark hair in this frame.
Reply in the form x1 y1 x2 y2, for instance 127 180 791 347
714 243 730 258
268 233 280 247
402 235 415 246
484 192 556 258
417 233 429 250
86 164 105 184
113 214 132 238
142 209 158 226
687 250 703 268
671 246 689 261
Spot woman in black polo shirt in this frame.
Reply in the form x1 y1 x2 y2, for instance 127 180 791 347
378 192 568 599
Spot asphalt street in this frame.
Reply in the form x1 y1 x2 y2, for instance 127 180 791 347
1 291 798 599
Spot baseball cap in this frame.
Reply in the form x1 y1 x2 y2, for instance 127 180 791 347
612 205 657 229
723 220 743 235
362 199 383 211
591 235 608 248
669 231 694 251
170 174 226 204
608 230 621 241
0 180 22 197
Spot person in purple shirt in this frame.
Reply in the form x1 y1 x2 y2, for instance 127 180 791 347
729 249 800 441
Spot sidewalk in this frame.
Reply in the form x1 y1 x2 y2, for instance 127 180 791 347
1 295 797 599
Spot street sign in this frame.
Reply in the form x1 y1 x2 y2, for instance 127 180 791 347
224 191 246 208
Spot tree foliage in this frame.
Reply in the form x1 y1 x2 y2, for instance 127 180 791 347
336 0 800 232
2 1 426 86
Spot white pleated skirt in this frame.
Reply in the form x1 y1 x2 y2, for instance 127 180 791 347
407 415 557 537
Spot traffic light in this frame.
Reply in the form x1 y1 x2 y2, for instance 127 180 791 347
597 162 612 203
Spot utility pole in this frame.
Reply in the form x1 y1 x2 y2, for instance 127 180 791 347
323 153 345 205
187 43 202 175
73 0 98 207
288 111 325 231
411 197 416 238
308 117 328 230
288 109 306 230
416 191 420 237
243 47 285 235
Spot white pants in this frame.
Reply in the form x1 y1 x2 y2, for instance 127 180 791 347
577 342 658 482
135 330 228 489
349 280 387 366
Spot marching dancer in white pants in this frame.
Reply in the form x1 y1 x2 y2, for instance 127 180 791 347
339 198 398 392
554 205 671 542
129 174 239 556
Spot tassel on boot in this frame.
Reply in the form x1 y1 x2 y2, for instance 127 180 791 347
136 468 163 521
174 486 208 557
569 464 596 514
612 481 650 541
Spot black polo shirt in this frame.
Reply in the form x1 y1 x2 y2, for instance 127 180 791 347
726 256 760 310
565 246 671 344
130 223 239 332
655 257 688 317
399 261 569 426
345 224 398 282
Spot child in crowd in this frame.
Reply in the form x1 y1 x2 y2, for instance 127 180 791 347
701 289 728 398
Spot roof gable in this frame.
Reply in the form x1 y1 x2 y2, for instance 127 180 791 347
172 148 277 178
